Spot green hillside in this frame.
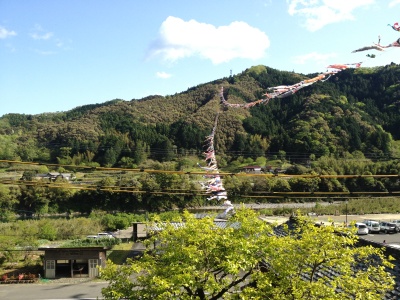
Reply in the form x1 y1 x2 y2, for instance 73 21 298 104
1 64 399 166
1 64 400 216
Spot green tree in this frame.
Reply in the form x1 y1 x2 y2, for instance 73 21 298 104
153 137 175 162
0 134 18 160
13 220 40 251
16 137 41 161
118 156 136 168
288 177 320 192
241 216 395 299
0 185 18 221
45 180 75 213
17 184 48 217
37 219 58 240
100 209 394 300
272 178 291 192
133 140 148 164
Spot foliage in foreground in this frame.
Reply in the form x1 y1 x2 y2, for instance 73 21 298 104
100 208 395 300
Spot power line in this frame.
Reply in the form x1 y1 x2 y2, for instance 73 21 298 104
1 159 400 198
1 179 400 198
1 159 400 178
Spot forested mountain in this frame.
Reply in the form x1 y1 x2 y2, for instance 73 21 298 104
1 63 400 167
2 63 400 215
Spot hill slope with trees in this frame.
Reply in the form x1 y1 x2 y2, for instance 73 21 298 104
1 63 400 215
1 64 400 166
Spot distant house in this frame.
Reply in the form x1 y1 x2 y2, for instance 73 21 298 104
264 166 286 174
35 172 75 181
242 166 262 173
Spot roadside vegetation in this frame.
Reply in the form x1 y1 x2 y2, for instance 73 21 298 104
1 198 400 277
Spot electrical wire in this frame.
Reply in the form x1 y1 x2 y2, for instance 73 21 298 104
1 159 400 178
1 159 400 197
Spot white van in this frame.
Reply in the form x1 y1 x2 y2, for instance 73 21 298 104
363 220 380 233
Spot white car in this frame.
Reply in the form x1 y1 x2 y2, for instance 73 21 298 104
97 232 114 238
86 235 99 239
354 223 369 235
86 233 114 239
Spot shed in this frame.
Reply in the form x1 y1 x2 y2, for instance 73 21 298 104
38 247 109 279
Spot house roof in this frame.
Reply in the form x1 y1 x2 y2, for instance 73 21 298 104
38 246 109 251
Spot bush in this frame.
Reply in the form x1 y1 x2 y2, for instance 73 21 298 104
38 220 57 241
101 214 132 231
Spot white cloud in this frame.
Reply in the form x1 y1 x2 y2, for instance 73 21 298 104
55 39 64 48
156 71 172 79
0 26 17 39
148 16 270 64
291 51 337 65
389 0 400 7
287 0 375 31
31 31 53 40
29 24 72 54
30 24 53 40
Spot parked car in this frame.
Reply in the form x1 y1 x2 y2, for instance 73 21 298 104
379 221 397 234
346 223 369 235
354 222 369 235
86 233 114 239
363 220 380 233
97 232 114 238
86 235 99 239
391 220 400 232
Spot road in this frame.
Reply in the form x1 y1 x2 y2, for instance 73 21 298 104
360 231 400 246
0 280 108 300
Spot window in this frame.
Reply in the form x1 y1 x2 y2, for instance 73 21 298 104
46 260 55 270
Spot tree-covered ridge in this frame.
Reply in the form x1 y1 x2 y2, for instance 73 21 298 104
0 63 400 166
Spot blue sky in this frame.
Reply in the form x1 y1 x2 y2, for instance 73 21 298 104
1 0 400 116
